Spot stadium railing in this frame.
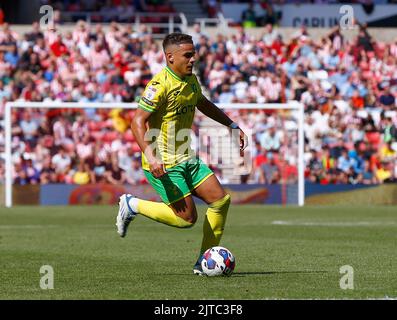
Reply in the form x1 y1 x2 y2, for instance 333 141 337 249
195 13 234 35
61 11 188 38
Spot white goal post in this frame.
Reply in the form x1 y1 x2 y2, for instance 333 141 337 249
4 101 305 207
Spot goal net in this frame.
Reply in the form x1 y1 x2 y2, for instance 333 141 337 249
2 101 304 207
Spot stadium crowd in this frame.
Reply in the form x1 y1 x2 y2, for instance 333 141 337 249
0 19 396 186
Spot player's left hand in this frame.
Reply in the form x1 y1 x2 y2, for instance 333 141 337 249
239 129 248 157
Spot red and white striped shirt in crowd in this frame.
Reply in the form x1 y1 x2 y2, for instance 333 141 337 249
261 77 281 102
44 29 58 46
73 29 89 44
390 42 397 58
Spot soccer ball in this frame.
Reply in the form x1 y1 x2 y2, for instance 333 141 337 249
201 246 235 277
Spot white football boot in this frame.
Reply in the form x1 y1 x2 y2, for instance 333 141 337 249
116 194 137 237
192 255 204 276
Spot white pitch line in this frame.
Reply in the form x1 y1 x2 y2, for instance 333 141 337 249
0 225 60 229
271 221 397 227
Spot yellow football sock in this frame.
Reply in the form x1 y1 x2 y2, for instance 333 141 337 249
136 199 193 228
199 194 231 255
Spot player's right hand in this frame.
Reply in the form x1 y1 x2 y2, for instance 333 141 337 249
149 158 167 179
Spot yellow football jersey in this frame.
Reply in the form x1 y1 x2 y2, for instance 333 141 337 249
138 66 203 170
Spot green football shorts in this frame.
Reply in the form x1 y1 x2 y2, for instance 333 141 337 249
144 158 214 205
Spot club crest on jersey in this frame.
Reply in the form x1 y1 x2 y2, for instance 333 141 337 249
191 84 197 93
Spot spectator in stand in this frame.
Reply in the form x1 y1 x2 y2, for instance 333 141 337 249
337 148 351 173
0 78 10 100
133 0 148 12
361 160 377 185
50 33 69 57
208 60 226 92
125 155 146 185
259 126 283 152
376 160 394 183
262 23 279 47
382 117 397 145
350 89 365 109
190 23 208 46
72 114 90 142
25 22 44 43
33 37 49 60
379 141 396 163
17 158 41 184
117 0 136 23
76 135 94 161
355 22 375 53
307 149 324 183
241 3 257 28
51 146 72 180
4 44 19 67
19 111 40 149
217 83 235 104
0 51 11 78
14 164 30 185
88 41 110 71
53 116 74 148
73 161 91 185
259 2 279 26
118 145 135 173
90 156 108 183
105 156 126 185
261 152 280 184
378 86 395 110
203 0 223 18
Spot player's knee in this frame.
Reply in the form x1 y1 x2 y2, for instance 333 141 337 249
210 194 231 211
175 209 197 228
183 217 197 229
184 207 198 225
185 213 197 225
178 216 196 228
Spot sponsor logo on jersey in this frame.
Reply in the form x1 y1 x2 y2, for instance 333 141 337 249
141 97 154 106
176 105 194 115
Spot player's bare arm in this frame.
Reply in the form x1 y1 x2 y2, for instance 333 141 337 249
197 95 248 155
131 108 166 179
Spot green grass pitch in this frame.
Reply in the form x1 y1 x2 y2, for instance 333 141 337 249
1 205 396 299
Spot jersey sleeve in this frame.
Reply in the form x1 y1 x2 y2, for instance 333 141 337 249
138 80 166 113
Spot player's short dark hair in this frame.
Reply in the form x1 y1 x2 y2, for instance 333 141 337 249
162 33 193 51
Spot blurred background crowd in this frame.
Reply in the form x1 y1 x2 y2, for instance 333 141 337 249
40 0 397 25
0 8 396 186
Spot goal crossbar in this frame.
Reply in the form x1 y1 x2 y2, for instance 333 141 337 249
4 101 305 207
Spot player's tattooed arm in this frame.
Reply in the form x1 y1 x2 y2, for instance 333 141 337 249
197 95 234 127
197 95 248 156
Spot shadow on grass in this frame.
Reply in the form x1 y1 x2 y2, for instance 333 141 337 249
163 270 328 277
232 270 328 277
